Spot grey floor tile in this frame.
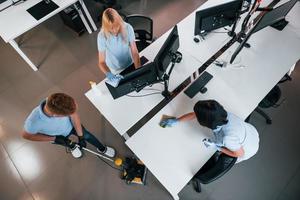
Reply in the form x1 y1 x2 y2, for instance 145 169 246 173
0 142 9 161
0 43 33 81
0 156 32 200
57 65 99 101
277 165 300 200
0 0 299 200
11 72 53 108
0 87 31 128
0 123 28 156
9 141 69 185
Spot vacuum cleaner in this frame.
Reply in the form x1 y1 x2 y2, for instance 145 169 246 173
76 144 147 185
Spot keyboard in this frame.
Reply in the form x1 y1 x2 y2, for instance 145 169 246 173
184 71 213 98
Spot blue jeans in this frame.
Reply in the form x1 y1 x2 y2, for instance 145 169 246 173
67 125 106 152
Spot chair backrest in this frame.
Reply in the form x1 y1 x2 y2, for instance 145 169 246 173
259 85 281 108
125 14 153 41
194 152 237 184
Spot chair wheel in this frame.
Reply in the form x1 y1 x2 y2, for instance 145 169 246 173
266 119 272 124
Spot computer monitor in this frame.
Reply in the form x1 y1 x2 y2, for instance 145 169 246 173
230 0 298 64
252 0 298 33
194 0 244 35
154 25 180 79
105 62 158 99
106 25 181 99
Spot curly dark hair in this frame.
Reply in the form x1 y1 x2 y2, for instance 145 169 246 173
46 93 76 115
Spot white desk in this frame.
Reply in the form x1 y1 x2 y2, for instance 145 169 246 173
0 0 97 71
85 49 203 137
84 0 236 137
86 0 300 199
126 4 300 198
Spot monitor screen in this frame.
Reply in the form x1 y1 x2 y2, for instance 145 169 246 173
154 25 179 79
194 0 244 35
252 0 298 33
230 0 298 64
106 25 181 99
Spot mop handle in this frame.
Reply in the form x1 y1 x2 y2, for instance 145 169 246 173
75 144 115 162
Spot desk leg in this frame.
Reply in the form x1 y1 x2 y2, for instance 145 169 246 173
288 63 296 76
74 3 92 34
9 40 38 71
171 194 179 200
78 0 97 32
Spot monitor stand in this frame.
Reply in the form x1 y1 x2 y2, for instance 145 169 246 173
271 19 289 31
237 34 251 49
161 62 176 99
161 51 182 99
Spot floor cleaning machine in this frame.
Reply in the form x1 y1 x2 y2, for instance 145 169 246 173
76 145 147 185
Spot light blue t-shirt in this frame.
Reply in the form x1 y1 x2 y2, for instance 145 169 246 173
212 112 259 163
212 113 248 151
24 100 73 137
97 22 135 73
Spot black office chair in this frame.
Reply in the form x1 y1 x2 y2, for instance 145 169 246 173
246 73 291 124
94 0 123 22
125 14 154 51
191 152 237 193
95 0 121 10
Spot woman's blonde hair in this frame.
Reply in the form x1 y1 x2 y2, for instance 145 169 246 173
101 8 127 42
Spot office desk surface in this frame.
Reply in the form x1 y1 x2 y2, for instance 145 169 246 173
125 91 216 200
286 1 300 37
125 2 300 199
85 50 202 136
0 0 77 42
84 0 241 137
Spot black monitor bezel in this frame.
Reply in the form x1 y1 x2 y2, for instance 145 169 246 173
194 0 244 35
230 0 298 64
154 25 180 79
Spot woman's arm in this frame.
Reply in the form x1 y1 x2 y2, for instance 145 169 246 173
130 41 141 68
98 52 111 74
219 146 245 158
177 112 196 122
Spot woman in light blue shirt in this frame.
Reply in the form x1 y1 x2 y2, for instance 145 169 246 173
97 8 141 81
160 100 260 163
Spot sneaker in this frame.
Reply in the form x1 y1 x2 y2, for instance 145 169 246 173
97 146 116 158
70 145 82 158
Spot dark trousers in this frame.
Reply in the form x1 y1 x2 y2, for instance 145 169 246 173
67 125 106 152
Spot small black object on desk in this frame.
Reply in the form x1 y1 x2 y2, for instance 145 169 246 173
27 0 59 20
184 71 213 98
193 37 200 43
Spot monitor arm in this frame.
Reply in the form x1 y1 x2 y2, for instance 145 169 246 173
228 0 250 37
233 0 262 48
161 51 182 98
